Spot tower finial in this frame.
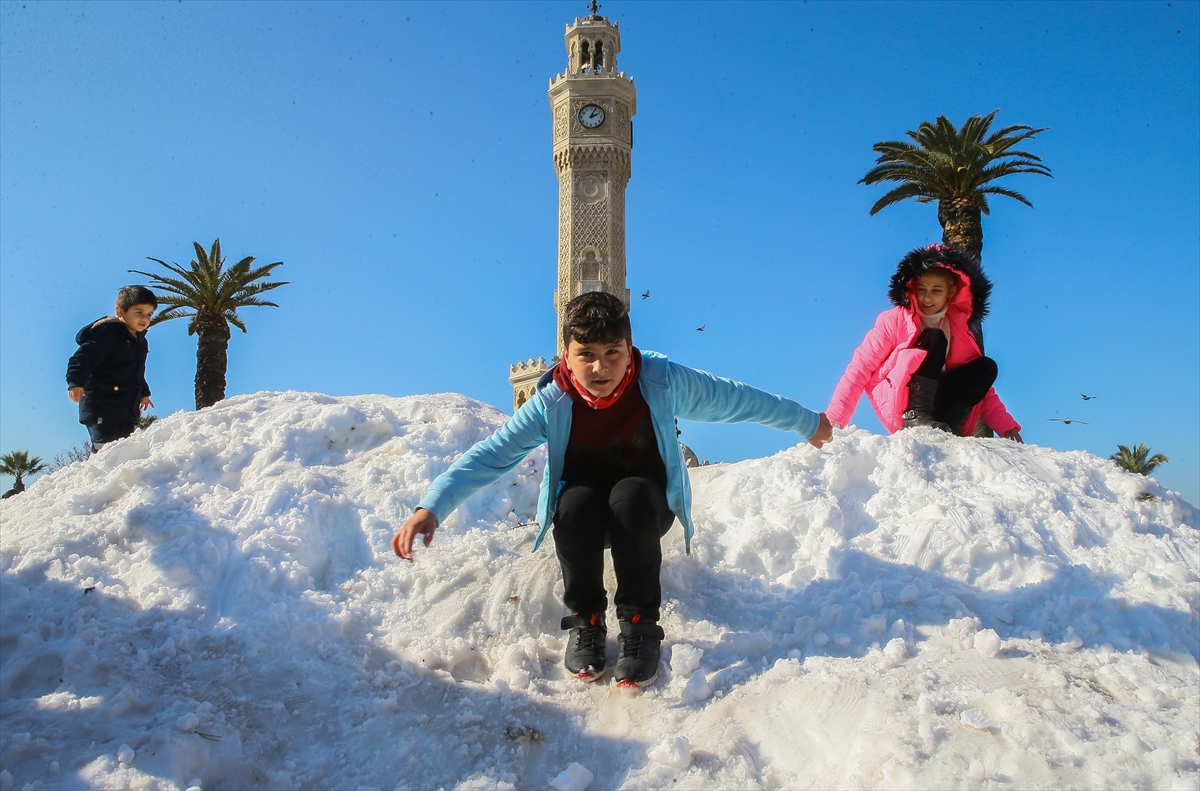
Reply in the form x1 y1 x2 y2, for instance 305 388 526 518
588 0 600 19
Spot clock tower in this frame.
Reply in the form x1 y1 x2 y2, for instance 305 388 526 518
509 4 636 409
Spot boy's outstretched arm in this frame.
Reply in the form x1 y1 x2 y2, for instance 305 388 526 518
668 361 829 446
392 508 439 562
390 395 549 563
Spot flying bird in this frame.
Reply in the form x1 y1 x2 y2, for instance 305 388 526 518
1048 418 1088 425
1080 394 1097 400
696 324 706 332
641 290 650 299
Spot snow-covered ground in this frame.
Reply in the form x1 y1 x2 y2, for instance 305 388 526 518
1 391 1196 791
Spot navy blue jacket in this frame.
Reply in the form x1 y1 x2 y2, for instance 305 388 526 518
66 317 151 426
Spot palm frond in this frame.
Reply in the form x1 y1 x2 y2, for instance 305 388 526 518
869 182 941 215
142 239 288 325
977 185 1034 208
862 110 1051 234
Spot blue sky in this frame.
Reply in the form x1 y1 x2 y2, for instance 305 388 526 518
2 0 1197 502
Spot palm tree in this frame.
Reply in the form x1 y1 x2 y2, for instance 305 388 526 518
136 414 159 430
132 239 288 410
861 110 1052 257
1 450 48 496
1110 444 1169 476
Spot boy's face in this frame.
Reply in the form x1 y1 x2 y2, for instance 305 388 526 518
116 303 155 334
914 272 957 316
566 337 630 398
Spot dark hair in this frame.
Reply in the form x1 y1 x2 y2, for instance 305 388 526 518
117 285 158 311
561 291 631 349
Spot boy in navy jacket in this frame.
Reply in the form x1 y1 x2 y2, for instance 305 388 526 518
66 285 157 450
393 292 832 688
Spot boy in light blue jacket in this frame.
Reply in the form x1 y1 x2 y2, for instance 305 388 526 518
393 292 831 688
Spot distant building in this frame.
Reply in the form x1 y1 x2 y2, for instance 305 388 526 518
509 7 636 410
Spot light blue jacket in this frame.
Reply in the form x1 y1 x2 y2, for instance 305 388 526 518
417 350 820 554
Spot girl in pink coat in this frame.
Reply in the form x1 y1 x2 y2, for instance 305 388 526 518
826 245 1023 441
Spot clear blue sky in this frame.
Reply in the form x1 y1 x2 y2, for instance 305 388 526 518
2 1 1197 502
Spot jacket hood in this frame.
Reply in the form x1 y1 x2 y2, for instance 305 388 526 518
887 245 992 324
75 316 124 345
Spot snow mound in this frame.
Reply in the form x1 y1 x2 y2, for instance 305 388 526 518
1 391 1196 790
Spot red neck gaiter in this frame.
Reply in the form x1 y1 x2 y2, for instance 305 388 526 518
553 348 641 409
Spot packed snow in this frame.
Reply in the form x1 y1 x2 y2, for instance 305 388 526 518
1 391 1196 790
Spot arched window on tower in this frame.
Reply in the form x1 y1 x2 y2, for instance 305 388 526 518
593 40 605 72
579 40 591 72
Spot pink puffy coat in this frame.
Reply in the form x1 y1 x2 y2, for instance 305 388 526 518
826 248 1019 436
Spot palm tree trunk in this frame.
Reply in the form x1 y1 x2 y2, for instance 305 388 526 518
194 309 231 409
938 201 984 258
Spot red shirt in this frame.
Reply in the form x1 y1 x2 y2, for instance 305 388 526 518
553 352 667 489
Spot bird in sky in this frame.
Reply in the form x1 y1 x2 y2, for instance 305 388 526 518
696 324 706 332
641 290 650 299
1048 418 1089 425
1081 394 1097 400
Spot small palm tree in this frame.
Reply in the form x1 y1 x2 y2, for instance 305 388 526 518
137 414 159 430
861 110 1052 257
132 239 288 410
1110 444 1169 476
1 450 48 495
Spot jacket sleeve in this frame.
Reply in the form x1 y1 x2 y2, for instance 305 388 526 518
667 362 820 439
141 340 151 399
826 312 899 426
66 326 117 390
417 397 549 522
979 389 1019 435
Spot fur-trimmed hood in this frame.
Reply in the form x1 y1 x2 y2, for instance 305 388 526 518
888 245 992 323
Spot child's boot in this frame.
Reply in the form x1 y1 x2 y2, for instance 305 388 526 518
937 401 973 436
902 376 951 432
561 612 607 681
614 615 664 688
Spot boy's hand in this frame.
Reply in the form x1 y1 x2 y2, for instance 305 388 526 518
1002 428 1024 443
140 397 154 411
807 412 833 448
68 387 85 403
392 508 439 562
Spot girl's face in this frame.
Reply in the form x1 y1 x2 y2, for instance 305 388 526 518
914 272 957 315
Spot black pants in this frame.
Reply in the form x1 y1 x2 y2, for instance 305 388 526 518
913 328 998 422
552 477 675 622
86 419 135 450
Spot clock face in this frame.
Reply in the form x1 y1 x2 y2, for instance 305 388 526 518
578 104 605 129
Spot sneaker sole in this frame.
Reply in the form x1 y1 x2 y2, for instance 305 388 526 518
615 670 657 690
575 667 608 683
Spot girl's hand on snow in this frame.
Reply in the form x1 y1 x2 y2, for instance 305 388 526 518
1003 429 1024 443
808 412 834 448
393 508 439 562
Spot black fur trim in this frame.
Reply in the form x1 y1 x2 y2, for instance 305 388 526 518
887 245 991 323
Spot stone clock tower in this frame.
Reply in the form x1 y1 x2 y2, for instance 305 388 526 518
509 4 636 409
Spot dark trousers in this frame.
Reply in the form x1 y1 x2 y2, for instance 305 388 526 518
86 419 135 450
552 477 675 622
913 328 998 422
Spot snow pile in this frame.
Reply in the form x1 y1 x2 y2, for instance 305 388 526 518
1 391 1196 790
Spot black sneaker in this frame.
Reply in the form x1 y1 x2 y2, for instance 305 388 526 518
561 612 607 681
614 616 664 688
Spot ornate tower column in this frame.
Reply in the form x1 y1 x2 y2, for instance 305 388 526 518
508 5 637 409
550 9 636 357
